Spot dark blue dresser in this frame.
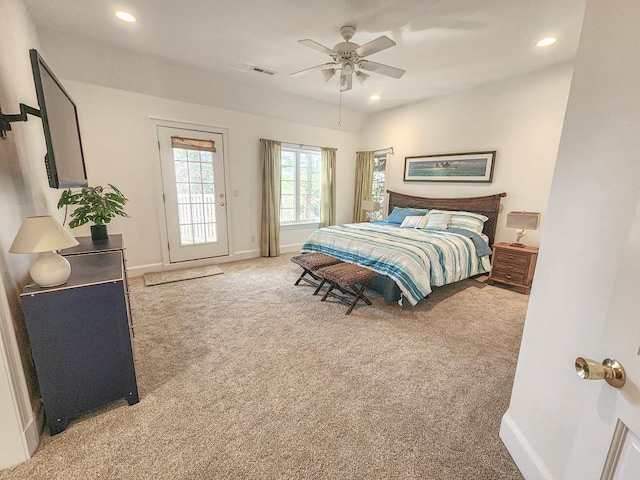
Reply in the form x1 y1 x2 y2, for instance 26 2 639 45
20 235 139 435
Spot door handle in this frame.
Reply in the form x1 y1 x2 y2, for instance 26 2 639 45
575 357 626 388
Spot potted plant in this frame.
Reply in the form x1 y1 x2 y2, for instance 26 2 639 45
58 184 130 241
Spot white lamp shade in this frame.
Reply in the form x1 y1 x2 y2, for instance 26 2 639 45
506 212 541 230
9 216 78 253
361 200 381 211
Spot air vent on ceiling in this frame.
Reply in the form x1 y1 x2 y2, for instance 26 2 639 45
251 66 276 76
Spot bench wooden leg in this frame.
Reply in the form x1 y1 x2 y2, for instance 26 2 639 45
320 281 372 314
321 282 335 301
313 278 327 295
295 269 320 287
346 283 372 314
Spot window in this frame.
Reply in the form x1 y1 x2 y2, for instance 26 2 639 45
280 147 322 225
370 152 388 221
171 136 218 245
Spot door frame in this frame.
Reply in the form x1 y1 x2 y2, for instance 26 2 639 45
150 118 233 269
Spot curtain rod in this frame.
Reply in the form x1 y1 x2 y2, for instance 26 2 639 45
260 138 336 151
357 147 394 154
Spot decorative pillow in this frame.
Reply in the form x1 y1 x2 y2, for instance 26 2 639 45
385 207 430 224
424 212 451 230
431 209 488 234
400 215 430 229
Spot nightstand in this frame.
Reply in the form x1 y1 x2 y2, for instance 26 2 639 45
486 242 539 294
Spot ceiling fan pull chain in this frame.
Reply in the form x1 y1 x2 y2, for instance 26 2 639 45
338 90 342 127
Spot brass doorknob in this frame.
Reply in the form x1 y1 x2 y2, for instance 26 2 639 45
575 357 626 388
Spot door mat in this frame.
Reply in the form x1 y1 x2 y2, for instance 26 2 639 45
144 265 224 286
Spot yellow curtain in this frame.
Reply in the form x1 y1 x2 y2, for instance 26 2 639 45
352 151 375 222
260 139 281 257
320 147 337 227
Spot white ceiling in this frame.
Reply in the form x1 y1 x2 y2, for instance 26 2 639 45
22 0 586 114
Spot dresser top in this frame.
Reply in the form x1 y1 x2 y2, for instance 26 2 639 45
61 234 123 255
22 251 124 295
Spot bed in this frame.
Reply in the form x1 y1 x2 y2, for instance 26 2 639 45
300 190 506 305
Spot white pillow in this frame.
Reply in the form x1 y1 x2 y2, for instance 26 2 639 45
400 215 430 229
425 212 451 230
431 209 488 234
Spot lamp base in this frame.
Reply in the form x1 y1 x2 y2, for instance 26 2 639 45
509 242 526 248
30 251 71 287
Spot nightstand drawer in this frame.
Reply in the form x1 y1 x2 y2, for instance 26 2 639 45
491 268 526 284
494 250 530 267
493 262 527 276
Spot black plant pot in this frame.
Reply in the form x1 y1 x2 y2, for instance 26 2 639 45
90 224 108 241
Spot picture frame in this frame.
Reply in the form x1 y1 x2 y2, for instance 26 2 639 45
403 151 496 183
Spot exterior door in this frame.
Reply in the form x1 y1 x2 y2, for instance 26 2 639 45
157 125 229 263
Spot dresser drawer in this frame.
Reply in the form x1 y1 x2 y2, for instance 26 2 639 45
494 250 531 267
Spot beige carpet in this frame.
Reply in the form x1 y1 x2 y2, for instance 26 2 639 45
1 254 526 480
143 264 223 286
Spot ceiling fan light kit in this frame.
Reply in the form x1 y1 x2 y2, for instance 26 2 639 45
292 25 405 92
355 71 369 86
321 68 336 82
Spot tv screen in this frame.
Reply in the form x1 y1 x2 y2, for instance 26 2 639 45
30 49 88 189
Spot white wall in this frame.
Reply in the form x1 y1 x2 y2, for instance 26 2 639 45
0 0 49 468
360 63 574 246
56 81 359 274
500 1 640 478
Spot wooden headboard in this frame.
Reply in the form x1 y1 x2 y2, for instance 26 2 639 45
387 190 507 246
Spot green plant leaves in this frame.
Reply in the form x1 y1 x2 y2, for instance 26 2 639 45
58 184 130 228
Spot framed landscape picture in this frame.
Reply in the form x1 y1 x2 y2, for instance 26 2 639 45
403 151 496 183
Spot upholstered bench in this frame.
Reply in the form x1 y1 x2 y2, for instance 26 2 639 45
290 253 342 294
316 263 378 314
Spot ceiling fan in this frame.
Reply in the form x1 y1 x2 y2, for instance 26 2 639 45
292 25 406 92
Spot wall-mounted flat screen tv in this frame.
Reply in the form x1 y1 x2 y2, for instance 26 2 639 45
30 49 88 189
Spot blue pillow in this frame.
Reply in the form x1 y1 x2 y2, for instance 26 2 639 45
385 207 430 224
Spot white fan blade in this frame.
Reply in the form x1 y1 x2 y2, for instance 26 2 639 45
291 63 336 77
355 36 396 57
358 60 406 79
340 72 353 92
298 39 337 56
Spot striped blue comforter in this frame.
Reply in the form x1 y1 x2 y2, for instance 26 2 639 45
301 223 491 306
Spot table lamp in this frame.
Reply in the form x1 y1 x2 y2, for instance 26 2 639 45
506 211 541 247
361 200 381 221
9 216 79 287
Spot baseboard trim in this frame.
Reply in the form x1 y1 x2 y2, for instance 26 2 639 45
24 402 43 456
500 411 554 480
229 249 261 261
280 243 304 254
128 250 263 277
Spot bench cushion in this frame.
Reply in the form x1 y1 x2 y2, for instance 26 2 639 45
316 263 377 287
291 253 342 271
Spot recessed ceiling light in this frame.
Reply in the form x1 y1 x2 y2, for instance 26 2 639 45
115 11 137 23
536 37 557 47
370 94 381 101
